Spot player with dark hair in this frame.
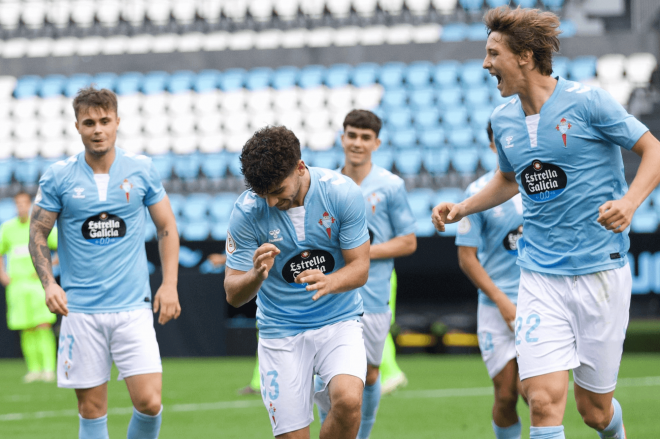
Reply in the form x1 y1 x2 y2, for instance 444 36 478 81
224 126 371 439
29 86 181 439
0 191 58 383
314 109 416 439
433 6 660 439
455 122 526 439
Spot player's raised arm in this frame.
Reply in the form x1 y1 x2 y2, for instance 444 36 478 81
598 131 660 233
432 169 518 232
148 195 181 324
28 205 67 316
225 243 281 307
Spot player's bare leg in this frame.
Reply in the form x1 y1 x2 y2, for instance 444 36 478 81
75 383 109 418
365 365 379 386
320 374 363 439
276 426 310 439
521 371 569 427
125 372 163 438
574 385 616 431
492 359 522 428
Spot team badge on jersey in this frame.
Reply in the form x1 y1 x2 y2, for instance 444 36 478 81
367 192 381 214
556 118 572 147
318 212 336 239
226 230 236 254
268 402 277 427
120 179 133 202
282 250 336 287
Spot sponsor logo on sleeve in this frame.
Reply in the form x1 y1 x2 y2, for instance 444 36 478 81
457 217 472 234
521 160 567 202
282 249 336 288
503 225 523 255
226 230 236 254
81 212 126 245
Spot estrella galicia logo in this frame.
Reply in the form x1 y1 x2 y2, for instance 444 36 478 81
82 212 126 245
282 250 335 288
521 160 567 202
503 225 523 255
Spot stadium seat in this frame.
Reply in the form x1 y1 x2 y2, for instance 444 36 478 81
210 221 231 241
569 56 597 82
143 72 169 96
210 193 239 221
354 85 384 109
475 127 490 147
381 88 407 110
182 193 211 221
626 53 658 87
352 63 379 87
14 76 41 99
92 72 118 91
419 128 445 149
409 87 436 109
391 128 417 149
151 154 174 180
433 61 461 89
394 148 423 177
631 210 658 233
379 63 407 90
308 149 341 169
246 67 273 91
470 106 494 130
423 148 450 175
486 0 509 7
408 188 434 216
271 66 299 90
459 0 484 11
551 56 570 78
372 148 394 171
386 108 412 130
193 70 220 93
182 221 211 241
464 86 491 109
116 72 143 95
597 54 626 84
65 74 92 97
443 106 468 128
39 75 67 98
433 0 458 14
406 62 433 89
451 148 479 176
144 220 157 242
168 71 195 94
480 148 498 171
0 198 17 223
327 87 353 111
448 128 474 148
461 60 489 87
541 0 564 10
0 161 13 187
513 0 537 7
467 23 488 41
168 193 185 219
298 65 325 89
219 69 246 92
325 64 352 89
559 20 576 38
198 153 226 180
414 108 440 129
227 153 243 177
437 86 462 107
13 159 41 184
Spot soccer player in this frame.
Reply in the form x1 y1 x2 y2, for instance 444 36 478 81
379 269 408 396
432 6 660 439
315 109 417 439
224 126 370 439
455 123 526 438
29 87 181 439
0 191 58 383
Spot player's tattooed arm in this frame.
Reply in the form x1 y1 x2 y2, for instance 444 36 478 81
28 205 58 288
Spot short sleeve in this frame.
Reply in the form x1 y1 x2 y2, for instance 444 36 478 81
143 160 166 206
338 184 370 250
36 167 62 213
225 206 259 272
455 188 483 248
494 133 513 173
388 181 416 237
590 88 648 151
47 227 58 250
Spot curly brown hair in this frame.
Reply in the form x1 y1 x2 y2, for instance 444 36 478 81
484 6 561 76
343 109 382 136
72 87 118 120
240 126 301 195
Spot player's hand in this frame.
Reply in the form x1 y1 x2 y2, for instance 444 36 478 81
153 284 181 325
45 283 68 316
252 244 280 281
496 299 517 332
207 253 227 267
597 199 636 233
296 269 334 301
431 202 466 232
0 273 10 287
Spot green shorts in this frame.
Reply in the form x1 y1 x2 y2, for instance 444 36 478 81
5 278 56 330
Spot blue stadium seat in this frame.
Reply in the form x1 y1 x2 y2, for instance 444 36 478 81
182 193 211 221
65 74 92 97
448 128 474 148
381 88 407 110
419 128 445 149
0 161 13 186
391 128 417 149
211 221 230 240
194 70 221 93
272 66 299 89
475 126 491 147
414 108 440 129
14 75 41 99
434 61 461 88
386 108 412 130
409 88 436 109
652 189 660 216
405 61 433 89
423 148 450 176
464 86 491 108
467 23 488 41
210 193 239 221
40 75 67 98
116 72 143 95
415 219 437 237
394 148 422 177
151 154 174 180
372 148 394 171
13 159 41 184
351 63 379 87
92 73 117 91
378 62 406 90
441 23 468 42
631 211 658 233
559 20 576 38
0 198 17 224
227 153 242 177
513 0 538 7
452 148 479 176
551 56 570 78
470 107 494 129
298 65 325 89
542 0 564 10
142 71 169 95
461 60 488 87
310 149 342 169
480 148 498 171
246 67 273 90
182 220 211 241
569 56 597 81
490 87 510 106
325 64 352 88
437 86 462 107
200 153 227 180
460 0 484 12
173 154 201 181
443 106 468 128
434 187 464 206
168 193 185 219
219 68 246 91
408 188 433 216
486 0 509 6
168 71 195 94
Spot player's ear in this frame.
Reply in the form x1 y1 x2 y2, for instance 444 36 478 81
297 160 305 174
519 49 533 68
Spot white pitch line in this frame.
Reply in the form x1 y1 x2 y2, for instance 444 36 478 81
2 376 659 422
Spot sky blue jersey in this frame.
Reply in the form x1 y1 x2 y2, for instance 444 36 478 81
36 148 166 313
455 171 523 307
492 77 648 275
341 164 416 314
226 167 369 339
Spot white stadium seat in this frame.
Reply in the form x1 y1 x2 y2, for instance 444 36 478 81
2 38 29 59
353 0 378 17
327 86 353 111
0 118 10 140
144 136 171 155
119 136 146 155
77 36 104 57
14 140 40 159
143 115 170 137
354 85 383 109
142 94 168 116
274 0 300 20
300 87 328 111
626 53 658 87
276 110 303 132
26 38 54 58
64 120 80 139
102 35 129 55
273 88 300 112
126 34 154 54
172 0 197 25
248 0 275 22
170 113 196 136
603 80 633 106
225 131 252 153
194 91 221 114
117 116 143 137
246 89 273 112
203 31 229 51
301 0 324 18
0 1 21 31
198 0 223 24
331 109 351 130
146 0 172 26
407 0 432 15
0 77 18 99
197 113 223 135
199 133 225 153
38 97 66 118
307 27 334 48
223 112 250 134
168 92 194 115
171 134 199 155
334 27 361 47
41 140 68 159
0 141 12 160
224 0 249 22
66 141 85 156
12 98 38 120
47 0 72 28
254 29 283 50
597 54 626 84
432 0 457 14
220 90 247 113
122 0 147 26
97 0 121 27
280 28 307 49
152 34 179 53
71 0 97 28
381 0 405 15
118 94 142 116
303 109 330 131
39 118 67 141
22 0 47 30
228 30 256 51
327 0 352 18
360 25 387 45
249 110 277 130
51 37 78 57
177 33 205 52
306 128 336 151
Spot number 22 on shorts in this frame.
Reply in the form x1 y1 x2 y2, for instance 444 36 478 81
515 314 541 345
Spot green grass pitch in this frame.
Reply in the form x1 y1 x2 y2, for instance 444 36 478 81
1 354 659 438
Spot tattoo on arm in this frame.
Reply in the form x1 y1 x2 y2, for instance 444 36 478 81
28 206 58 288
157 230 169 241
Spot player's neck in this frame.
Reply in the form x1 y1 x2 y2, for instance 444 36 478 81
517 74 558 117
341 162 372 186
292 167 311 208
18 215 28 223
84 146 116 174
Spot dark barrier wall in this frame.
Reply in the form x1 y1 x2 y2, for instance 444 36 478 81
1 235 659 358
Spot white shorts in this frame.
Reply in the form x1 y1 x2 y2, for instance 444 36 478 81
258 320 366 436
361 311 392 366
516 265 631 393
57 308 162 389
477 303 517 379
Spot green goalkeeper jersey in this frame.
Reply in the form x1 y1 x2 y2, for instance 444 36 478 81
0 218 57 281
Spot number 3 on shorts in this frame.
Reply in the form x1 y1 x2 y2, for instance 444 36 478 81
265 370 279 400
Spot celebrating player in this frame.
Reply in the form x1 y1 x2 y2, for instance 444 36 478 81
0 191 58 383
455 123 526 439
224 126 370 439
29 87 181 439
433 6 660 439
315 109 417 439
